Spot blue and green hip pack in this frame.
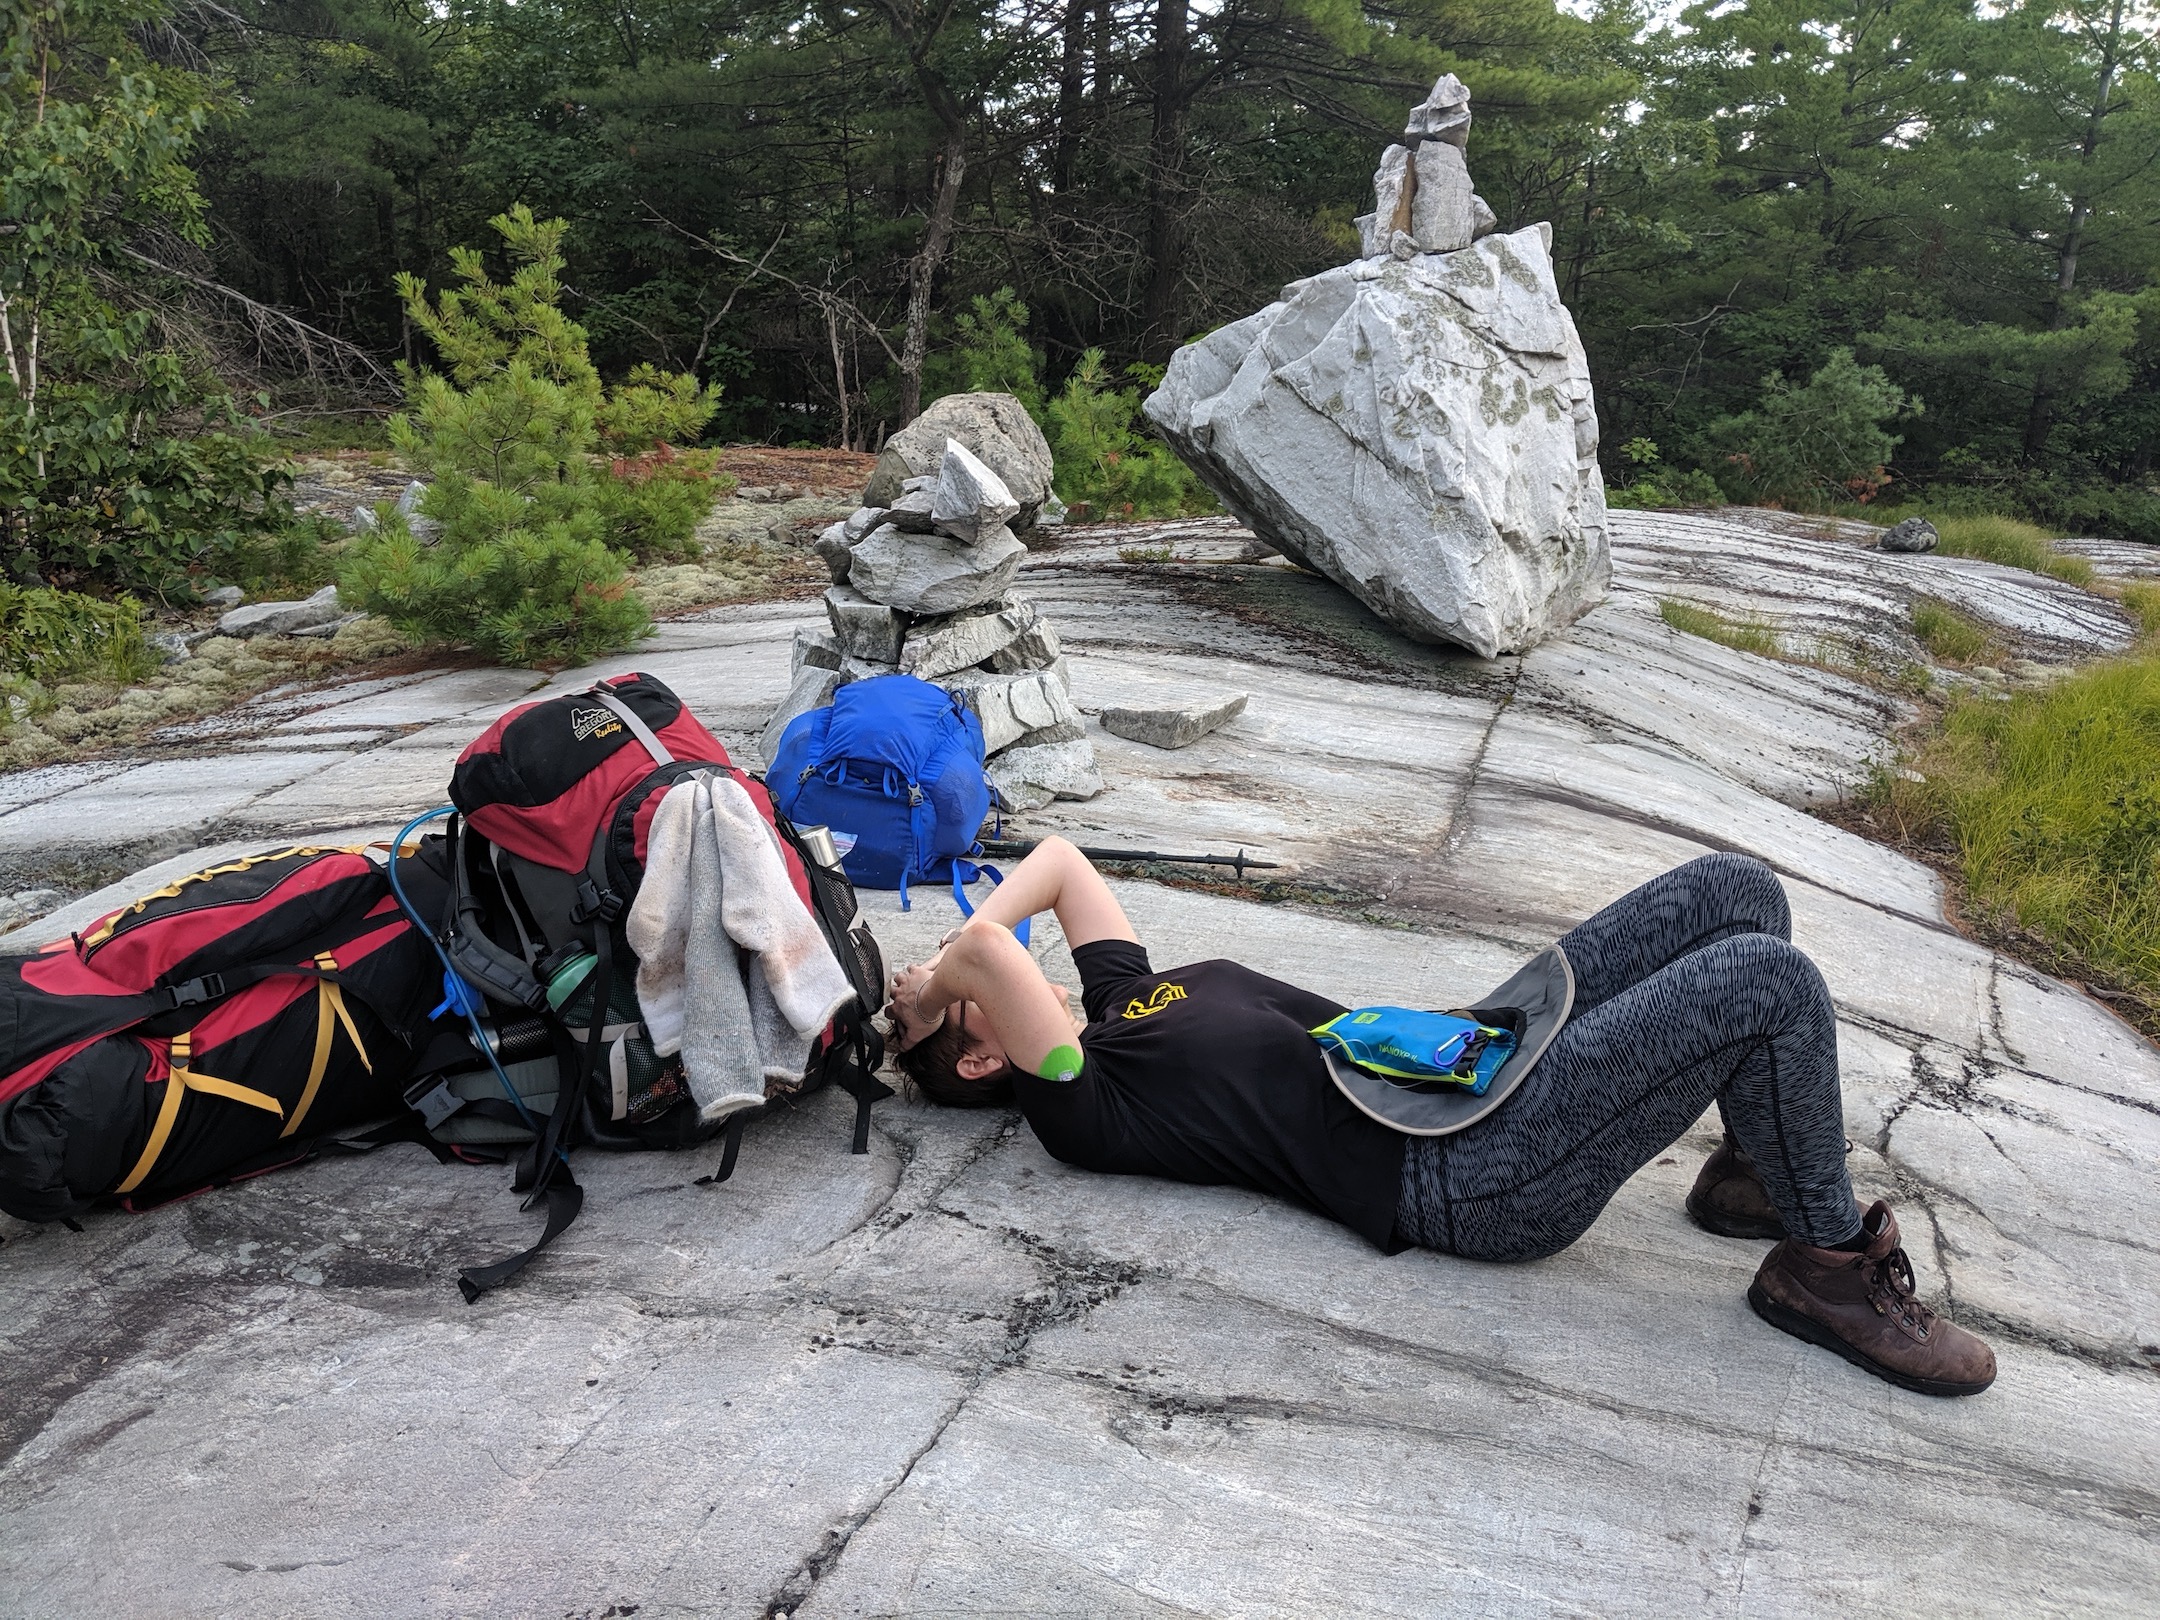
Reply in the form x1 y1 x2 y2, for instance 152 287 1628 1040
1310 1007 1517 1097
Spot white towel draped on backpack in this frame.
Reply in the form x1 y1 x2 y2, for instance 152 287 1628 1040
625 771 855 1121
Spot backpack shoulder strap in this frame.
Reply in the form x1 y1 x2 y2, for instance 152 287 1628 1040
589 686 674 766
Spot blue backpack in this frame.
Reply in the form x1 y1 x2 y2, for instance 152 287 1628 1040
769 674 996 906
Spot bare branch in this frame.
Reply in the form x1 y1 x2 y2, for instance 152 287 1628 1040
114 243 401 402
646 209 903 369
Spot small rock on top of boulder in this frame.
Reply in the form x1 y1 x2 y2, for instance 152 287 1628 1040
862 392 1055 530
932 439 1022 543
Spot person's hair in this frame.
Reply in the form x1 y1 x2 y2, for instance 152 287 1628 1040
889 1009 1017 1108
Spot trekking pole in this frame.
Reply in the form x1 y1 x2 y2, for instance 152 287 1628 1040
977 839 1281 880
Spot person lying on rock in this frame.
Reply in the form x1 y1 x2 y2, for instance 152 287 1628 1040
883 838 1996 1397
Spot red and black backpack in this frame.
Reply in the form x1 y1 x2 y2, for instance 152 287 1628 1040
0 847 437 1223
398 671 890 1298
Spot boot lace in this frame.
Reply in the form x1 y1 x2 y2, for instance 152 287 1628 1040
1865 1245 1934 1340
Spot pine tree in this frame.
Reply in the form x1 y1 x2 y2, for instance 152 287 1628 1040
340 206 724 667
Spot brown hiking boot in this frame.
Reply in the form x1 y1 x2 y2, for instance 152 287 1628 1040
1686 1132 1787 1239
1749 1201 1996 1396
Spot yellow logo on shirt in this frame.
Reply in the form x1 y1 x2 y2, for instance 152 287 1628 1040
1122 983 1187 1020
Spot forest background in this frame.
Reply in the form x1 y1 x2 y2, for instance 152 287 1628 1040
178 0 2160 529
5 0 2160 622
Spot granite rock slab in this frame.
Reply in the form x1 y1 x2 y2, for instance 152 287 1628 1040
215 585 343 639
1098 690 1248 750
2 504 2157 1617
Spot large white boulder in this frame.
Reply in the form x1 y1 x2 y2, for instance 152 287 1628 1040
1145 224 1609 659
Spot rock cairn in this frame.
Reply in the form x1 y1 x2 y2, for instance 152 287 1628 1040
1145 74 1609 659
763 436 1102 812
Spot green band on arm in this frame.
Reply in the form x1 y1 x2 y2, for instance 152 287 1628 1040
1036 1043 1084 1083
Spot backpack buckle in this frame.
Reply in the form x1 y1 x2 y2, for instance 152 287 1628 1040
403 1075 463 1130
164 972 226 1007
570 879 622 925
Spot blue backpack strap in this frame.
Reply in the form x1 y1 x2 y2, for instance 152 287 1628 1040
952 860 1030 948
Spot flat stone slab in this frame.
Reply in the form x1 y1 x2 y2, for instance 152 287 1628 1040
1098 690 1248 749
2 507 2158 1614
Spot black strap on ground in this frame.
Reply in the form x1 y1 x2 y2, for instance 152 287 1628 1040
696 1112 748 1185
325 1115 461 1166
838 1052 894 1155
457 1172 583 1304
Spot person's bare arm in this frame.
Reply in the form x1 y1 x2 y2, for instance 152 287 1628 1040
961 836 1137 949
893 840 1132 1075
911 924 1079 1077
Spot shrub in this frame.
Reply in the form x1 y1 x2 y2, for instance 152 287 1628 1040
1931 514 2094 587
927 288 1043 414
0 0 297 599
1658 597 1779 656
1605 439 1725 510
1045 349 1213 521
339 496 647 670
1709 349 1916 506
214 513 343 598
0 581 155 704
595 441 728 563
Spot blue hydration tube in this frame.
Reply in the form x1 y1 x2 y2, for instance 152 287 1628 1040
385 806 542 1136
950 860 1030 948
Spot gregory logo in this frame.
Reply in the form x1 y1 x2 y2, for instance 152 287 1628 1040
1122 983 1187 1020
569 706 622 743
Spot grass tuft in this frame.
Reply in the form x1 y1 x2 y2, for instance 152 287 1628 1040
2118 580 2160 642
1931 514 2094 587
1658 597 1780 657
1880 653 2160 1007
1910 596 1994 665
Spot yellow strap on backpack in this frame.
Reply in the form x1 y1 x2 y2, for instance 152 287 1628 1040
114 1030 285 1196
282 952 370 1139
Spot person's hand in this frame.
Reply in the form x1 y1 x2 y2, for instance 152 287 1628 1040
885 959 948 1050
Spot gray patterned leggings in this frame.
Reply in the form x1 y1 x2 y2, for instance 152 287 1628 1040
1396 853 1860 1260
